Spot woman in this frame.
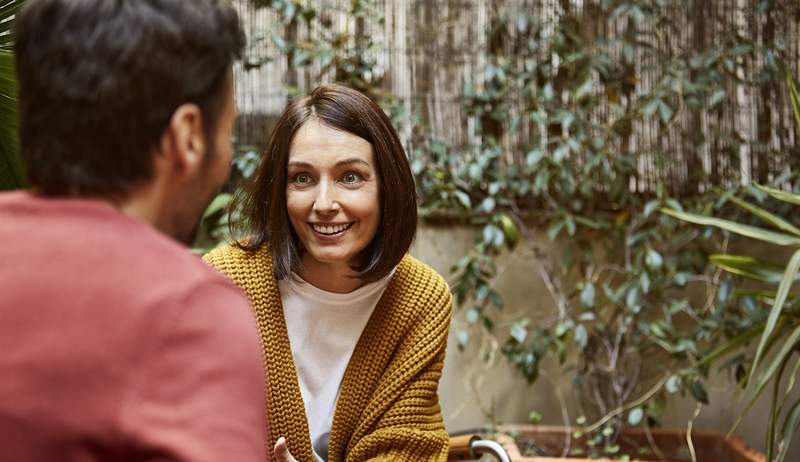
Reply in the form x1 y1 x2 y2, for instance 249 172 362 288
204 84 452 462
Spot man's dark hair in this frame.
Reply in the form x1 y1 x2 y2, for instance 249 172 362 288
235 84 418 283
15 0 246 196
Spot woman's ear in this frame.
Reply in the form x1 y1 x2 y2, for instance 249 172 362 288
158 103 207 176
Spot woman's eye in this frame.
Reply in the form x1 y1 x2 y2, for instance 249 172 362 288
341 172 362 184
292 173 312 184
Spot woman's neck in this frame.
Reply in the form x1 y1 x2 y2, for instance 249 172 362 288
299 254 362 293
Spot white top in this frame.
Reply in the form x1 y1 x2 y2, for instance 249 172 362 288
279 270 394 462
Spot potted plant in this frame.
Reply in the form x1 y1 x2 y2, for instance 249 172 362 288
660 74 800 462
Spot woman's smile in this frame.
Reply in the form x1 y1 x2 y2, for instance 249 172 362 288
311 222 354 236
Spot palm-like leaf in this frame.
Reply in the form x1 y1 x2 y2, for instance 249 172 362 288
660 208 800 246
710 254 799 284
0 0 24 191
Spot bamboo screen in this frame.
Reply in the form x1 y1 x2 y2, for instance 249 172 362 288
232 0 800 196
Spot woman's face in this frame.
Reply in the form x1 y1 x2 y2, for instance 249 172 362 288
286 120 381 270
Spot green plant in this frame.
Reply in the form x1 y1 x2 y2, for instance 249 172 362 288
0 0 26 191
663 75 800 462
192 144 261 253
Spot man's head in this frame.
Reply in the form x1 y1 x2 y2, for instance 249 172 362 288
15 0 245 242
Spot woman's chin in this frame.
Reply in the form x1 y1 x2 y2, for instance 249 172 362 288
303 250 355 267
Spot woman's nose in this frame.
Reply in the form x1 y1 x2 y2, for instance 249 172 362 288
312 182 340 215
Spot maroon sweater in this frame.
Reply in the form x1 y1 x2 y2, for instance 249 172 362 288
0 192 268 462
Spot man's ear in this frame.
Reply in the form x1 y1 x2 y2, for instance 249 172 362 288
158 103 207 176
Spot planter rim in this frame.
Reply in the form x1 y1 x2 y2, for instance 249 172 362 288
494 424 765 462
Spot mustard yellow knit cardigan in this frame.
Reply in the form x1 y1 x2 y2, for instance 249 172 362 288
203 245 452 462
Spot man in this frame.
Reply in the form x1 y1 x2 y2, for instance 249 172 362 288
0 1 269 461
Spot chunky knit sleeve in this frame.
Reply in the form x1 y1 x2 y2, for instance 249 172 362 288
346 340 450 462
333 258 453 462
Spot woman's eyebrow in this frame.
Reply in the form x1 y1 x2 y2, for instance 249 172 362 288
335 158 371 168
287 161 314 169
288 158 371 169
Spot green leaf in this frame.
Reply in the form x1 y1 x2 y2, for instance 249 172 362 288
542 83 554 101
732 325 800 444
662 208 800 247
666 374 681 393
777 398 800 462
526 149 544 167
511 320 528 344
480 196 496 213
498 213 520 249
646 248 663 269
456 330 469 351
628 407 644 426
575 79 594 101
555 320 573 338
748 325 800 411
754 183 800 206
580 283 596 308
639 271 651 294
658 101 673 123
643 199 660 218
573 216 610 230
719 279 733 302
788 72 800 133
690 380 709 405
466 308 479 324
748 249 800 387
454 190 472 210
644 98 660 117
271 31 290 52
726 194 800 237
626 286 640 310
202 193 233 220
664 199 684 212
565 215 576 236
0 1 23 50
292 49 309 67
574 324 588 350
710 89 726 107
695 324 764 368
710 254 798 284
0 49 21 191
547 220 565 241
674 272 690 286
553 144 569 162
282 1 297 21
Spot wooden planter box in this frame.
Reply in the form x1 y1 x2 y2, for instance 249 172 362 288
496 425 765 462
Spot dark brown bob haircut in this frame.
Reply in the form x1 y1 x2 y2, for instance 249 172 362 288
235 84 418 282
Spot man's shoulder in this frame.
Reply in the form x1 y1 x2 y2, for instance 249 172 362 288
0 191 242 308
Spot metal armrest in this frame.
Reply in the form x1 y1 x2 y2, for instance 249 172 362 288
448 434 512 462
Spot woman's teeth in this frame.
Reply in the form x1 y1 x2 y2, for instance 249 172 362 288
312 223 353 235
